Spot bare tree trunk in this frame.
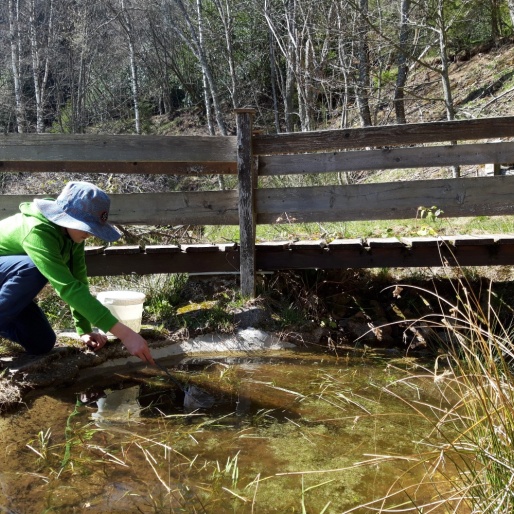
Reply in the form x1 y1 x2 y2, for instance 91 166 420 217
64 0 101 134
196 0 214 135
212 0 239 108
106 0 141 134
268 30 281 132
264 0 296 131
122 0 141 134
145 4 201 110
335 4 350 129
29 0 54 133
356 0 372 126
195 0 224 189
74 30 88 133
436 0 459 177
394 0 410 124
296 42 310 131
202 72 215 135
8 0 25 133
284 0 296 132
297 27 315 132
128 38 141 135
437 1 455 121
173 0 228 136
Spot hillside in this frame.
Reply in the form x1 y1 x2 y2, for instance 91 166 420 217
152 41 514 134
400 40 514 123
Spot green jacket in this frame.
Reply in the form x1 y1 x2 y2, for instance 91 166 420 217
0 201 118 335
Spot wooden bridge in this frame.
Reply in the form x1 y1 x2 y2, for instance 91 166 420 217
83 234 514 277
3 111 514 296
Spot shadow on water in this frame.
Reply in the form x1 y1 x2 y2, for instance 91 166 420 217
0 350 456 513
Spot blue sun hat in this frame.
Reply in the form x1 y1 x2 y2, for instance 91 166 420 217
35 181 121 242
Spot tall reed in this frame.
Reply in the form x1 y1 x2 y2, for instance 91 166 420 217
349 277 514 512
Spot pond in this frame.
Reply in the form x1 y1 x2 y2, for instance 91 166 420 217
0 349 455 513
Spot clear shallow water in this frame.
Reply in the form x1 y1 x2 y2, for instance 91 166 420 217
0 350 454 513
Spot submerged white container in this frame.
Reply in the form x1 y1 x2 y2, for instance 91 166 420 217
97 290 146 333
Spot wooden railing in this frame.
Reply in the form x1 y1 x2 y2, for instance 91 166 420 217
3 111 514 296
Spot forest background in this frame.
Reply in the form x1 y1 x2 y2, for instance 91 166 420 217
3 0 514 147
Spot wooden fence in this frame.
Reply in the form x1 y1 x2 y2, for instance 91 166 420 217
2 110 514 297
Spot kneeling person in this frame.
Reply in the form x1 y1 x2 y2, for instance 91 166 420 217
0 181 154 364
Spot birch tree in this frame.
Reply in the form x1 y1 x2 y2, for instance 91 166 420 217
7 0 26 133
211 0 239 109
264 0 297 131
394 0 411 124
28 0 55 133
107 0 142 134
164 0 228 136
355 0 372 126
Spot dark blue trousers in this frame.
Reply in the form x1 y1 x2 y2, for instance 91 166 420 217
0 256 56 354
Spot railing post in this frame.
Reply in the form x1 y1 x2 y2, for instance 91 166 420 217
235 108 257 298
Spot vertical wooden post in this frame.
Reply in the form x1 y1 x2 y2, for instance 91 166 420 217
235 108 256 298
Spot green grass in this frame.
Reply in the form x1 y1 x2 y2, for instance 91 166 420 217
204 214 514 244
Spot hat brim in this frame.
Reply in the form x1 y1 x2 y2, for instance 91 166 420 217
35 198 121 242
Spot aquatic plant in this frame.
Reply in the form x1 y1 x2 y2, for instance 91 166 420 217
26 428 52 463
345 277 514 512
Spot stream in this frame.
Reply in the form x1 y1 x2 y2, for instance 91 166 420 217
0 349 454 513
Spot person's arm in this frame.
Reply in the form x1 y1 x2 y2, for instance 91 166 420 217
108 322 155 365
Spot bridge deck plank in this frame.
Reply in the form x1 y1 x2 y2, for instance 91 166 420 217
83 239 514 276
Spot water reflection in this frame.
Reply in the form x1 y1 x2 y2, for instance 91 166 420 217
81 363 302 426
89 387 140 422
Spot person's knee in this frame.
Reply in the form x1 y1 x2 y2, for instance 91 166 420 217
2 301 57 355
0 256 48 312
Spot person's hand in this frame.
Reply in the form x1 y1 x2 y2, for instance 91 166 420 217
81 332 108 351
108 322 155 365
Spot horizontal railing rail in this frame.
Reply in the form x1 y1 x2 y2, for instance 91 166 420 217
84 235 514 276
0 134 237 175
253 116 514 154
5 175 514 226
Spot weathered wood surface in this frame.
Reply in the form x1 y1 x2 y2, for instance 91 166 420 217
5 116 514 282
85 244 240 276
255 175 514 224
84 237 514 276
236 109 257 297
1 190 240 226
0 134 237 161
108 191 240 226
0 134 237 175
259 141 514 176
0 161 237 175
253 116 514 155
5 175 514 226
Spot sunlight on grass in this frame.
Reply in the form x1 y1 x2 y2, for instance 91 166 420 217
204 215 514 244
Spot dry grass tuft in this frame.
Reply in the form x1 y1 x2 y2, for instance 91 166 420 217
0 377 25 412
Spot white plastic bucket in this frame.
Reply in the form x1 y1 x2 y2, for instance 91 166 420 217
97 290 146 333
